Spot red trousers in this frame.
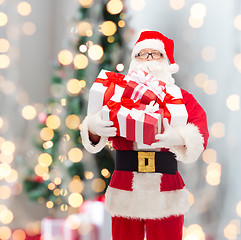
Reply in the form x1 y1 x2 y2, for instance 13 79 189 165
112 215 184 240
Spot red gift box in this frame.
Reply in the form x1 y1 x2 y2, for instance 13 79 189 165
102 99 163 146
87 70 128 115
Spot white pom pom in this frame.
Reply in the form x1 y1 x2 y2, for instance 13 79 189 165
169 63 179 74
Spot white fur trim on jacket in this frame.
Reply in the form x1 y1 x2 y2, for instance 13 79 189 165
80 116 108 154
131 39 166 59
169 123 204 163
105 186 190 219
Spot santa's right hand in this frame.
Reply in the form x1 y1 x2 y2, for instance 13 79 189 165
87 111 117 137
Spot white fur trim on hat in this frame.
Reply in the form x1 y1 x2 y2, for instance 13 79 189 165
105 186 190 219
169 123 204 163
80 116 108 154
169 63 179 74
131 39 166 59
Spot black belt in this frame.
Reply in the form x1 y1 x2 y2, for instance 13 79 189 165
115 150 177 174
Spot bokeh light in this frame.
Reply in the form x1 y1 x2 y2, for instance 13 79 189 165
116 63 124 72
189 192 195 207
77 22 93 37
66 79 82 95
79 44 87 53
0 226 11 240
201 46 216 62
226 94 240 111
68 178 84 193
65 115 80 129
23 22 36 36
184 224 205 240
101 168 111 178
0 39 10 53
224 220 240 240
236 201 241 217
210 122 225 138
35 164 49 177
0 186 11 199
78 0 93 8
1 141 15 155
194 73 209 88
107 0 123 15
85 171 94 180
12 229 26 240
0 12 8 27
190 3 206 19
73 54 88 69
66 215 81 230
130 0 145 11
233 53 241 72
118 20 125 28
189 16 204 28
169 0 185 10
40 127 54 141
91 178 106 192
88 44 104 61
38 153 53 167
206 162 221 186
203 79 217 95
22 105 37 120
17 1 32 16
234 15 241 31
0 54 10 69
58 50 73 65
202 148 217 164
68 148 83 163
99 21 117 36
46 115 61 129
5 169 18 183
68 193 83 208
1 80 15 94
46 201 54 209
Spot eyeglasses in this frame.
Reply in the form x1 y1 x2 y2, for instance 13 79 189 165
136 51 163 60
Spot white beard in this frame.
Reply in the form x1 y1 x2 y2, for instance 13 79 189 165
128 58 175 85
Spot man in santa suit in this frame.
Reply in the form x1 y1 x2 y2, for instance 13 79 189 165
81 31 209 240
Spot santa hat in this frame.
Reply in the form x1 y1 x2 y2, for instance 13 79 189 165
131 31 179 74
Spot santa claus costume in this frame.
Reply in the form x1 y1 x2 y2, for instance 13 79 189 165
81 31 209 240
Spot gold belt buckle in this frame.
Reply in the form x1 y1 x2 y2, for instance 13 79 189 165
138 152 155 173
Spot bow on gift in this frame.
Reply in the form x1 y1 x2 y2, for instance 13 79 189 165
128 70 166 101
107 97 141 135
96 71 127 104
129 101 160 121
156 90 184 124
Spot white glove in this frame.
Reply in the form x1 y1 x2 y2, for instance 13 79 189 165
151 118 185 148
87 111 117 137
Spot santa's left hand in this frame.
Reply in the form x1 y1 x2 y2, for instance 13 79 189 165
151 118 185 148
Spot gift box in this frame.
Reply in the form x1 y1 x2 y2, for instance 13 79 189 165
102 99 163 146
87 70 128 115
123 70 166 105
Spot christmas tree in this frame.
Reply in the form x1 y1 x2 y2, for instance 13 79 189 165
23 0 131 213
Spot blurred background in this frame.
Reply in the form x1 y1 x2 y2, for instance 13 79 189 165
0 0 241 239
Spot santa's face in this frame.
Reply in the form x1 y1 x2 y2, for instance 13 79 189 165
128 48 175 85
